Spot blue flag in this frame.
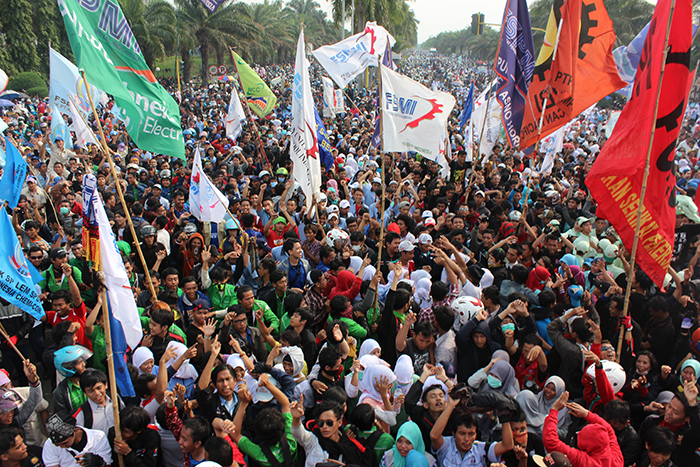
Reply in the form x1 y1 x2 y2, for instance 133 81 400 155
0 211 44 321
314 107 335 171
0 138 28 209
494 0 535 148
107 298 135 397
459 83 475 131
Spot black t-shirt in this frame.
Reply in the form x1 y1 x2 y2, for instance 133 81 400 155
22 445 44 467
402 338 431 375
500 433 545 467
450 160 471 185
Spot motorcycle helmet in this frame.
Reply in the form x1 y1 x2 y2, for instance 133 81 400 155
585 360 626 393
54 345 92 378
451 296 484 331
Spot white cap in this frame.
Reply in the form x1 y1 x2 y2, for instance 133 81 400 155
328 212 339 220
327 204 339 213
399 240 415 252
339 200 350 209
425 218 436 226
259 171 271 178
372 177 382 184
475 190 486 197
421 211 434 219
418 233 433 245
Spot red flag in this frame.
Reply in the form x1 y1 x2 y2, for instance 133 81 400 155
586 0 693 287
520 0 626 149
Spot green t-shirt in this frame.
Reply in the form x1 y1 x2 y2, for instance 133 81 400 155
39 265 83 294
138 308 188 345
86 325 107 373
238 412 298 466
67 378 88 412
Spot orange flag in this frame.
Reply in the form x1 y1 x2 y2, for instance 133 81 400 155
519 0 626 149
586 0 693 287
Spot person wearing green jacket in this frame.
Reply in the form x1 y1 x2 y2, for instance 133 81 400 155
206 267 238 312
236 285 280 335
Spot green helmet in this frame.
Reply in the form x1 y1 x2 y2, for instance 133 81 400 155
276 168 289 176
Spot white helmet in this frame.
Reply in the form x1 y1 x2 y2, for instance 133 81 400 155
509 211 522 222
451 296 484 331
585 360 627 393
326 228 350 251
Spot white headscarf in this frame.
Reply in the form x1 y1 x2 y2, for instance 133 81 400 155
414 278 433 310
280 346 305 377
165 342 199 380
358 364 396 405
359 339 381 359
394 355 414 395
133 347 155 376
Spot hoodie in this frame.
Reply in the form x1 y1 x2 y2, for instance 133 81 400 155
455 317 501 382
543 409 623 467
181 233 204 276
329 270 363 303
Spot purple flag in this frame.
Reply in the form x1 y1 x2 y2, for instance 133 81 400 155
199 0 226 13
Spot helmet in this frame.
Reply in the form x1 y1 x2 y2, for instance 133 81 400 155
183 223 198 235
326 229 350 250
0 388 21 412
276 168 288 176
451 296 484 331
54 345 93 378
586 360 626 393
225 218 241 230
140 225 157 238
509 211 522 222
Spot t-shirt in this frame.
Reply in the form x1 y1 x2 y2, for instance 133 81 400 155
436 438 499 467
238 412 299 466
86 325 106 373
45 302 91 350
402 338 431 375
42 428 113 467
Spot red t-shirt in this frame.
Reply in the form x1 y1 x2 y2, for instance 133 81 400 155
266 224 299 248
45 302 91 350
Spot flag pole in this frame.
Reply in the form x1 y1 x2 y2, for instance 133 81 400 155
79 70 159 303
617 0 676 360
97 278 126 467
229 48 271 168
476 69 495 158
0 323 27 362
374 55 386 311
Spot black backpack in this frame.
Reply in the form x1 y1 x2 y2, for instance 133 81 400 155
259 436 305 467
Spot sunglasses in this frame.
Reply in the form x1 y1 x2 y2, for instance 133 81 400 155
317 419 336 428
29 255 43 260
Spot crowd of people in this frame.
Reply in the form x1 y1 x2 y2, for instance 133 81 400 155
0 51 697 467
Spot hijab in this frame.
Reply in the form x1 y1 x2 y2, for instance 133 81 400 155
538 376 571 433
414 278 433 310
359 339 381 359
526 266 551 292
358 364 396 405
681 358 700 383
280 346 305 378
392 421 425 467
394 355 415 395
133 347 156 376
166 342 199 380
479 360 520 397
517 390 545 435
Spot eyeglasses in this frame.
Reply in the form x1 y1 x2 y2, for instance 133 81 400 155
232 318 247 325
317 419 336 428
601 346 615 352
29 256 43 260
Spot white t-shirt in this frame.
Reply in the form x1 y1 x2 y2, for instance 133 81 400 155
43 428 113 467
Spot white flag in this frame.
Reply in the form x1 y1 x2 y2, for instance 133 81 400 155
0 68 7 95
190 148 229 222
313 22 396 89
322 77 344 118
464 121 474 162
472 85 502 161
49 47 106 120
225 90 246 141
380 66 455 158
68 95 98 148
291 28 322 210
539 124 567 175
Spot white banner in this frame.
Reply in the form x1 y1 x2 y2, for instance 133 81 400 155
0 68 7 94
380 66 455 158
225 90 246 141
49 47 106 119
313 22 396 89
322 76 344 117
190 148 229 223
68 95 99 148
606 111 622 138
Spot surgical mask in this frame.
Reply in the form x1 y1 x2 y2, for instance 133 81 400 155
501 323 515 333
60 207 70 215
278 177 285 183
351 245 362 254
271 181 277 187
487 375 502 389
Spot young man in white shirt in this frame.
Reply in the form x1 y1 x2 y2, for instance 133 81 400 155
43 414 113 467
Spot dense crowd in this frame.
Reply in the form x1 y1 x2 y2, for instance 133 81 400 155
0 51 698 467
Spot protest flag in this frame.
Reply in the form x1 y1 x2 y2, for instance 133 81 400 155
0 210 44 321
0 138 28 210
49 47 106 121
459 83 474 132
190 148 229 223
291 27 322 210
199 0 226 12
322 76 344 117
50 105 73 148
225 89 246 141
231 51 277 118
57 0 184 159
83 174 140 398
380 66 455 159
68 95 99 149
0 68 7 94
314 107 335 171
587 0 693 288
519 0 625 149
313 22 396 88
494 0 535 148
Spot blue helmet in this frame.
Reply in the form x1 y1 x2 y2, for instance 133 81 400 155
54 345 92 378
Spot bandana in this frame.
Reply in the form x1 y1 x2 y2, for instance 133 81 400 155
46 414 76 444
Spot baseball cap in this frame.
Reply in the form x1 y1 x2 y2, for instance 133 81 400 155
475 190 485 197
327 204 339 214
153 184 162 190
253 376 278 403
655 391 675 405
339 200 350 209
418 233 433 245
49 248 67 260
490 247 506 263
399 240 415 252
328 212 339 220
425 218 436 227
421 211 434 219
398 201 411 209
372 177 382 184
577 216 591 227
26 175 37 183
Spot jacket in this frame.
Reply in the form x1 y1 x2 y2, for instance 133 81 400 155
108 426 160 467
277 257 311 286
455 317 501 382
543 409 624 467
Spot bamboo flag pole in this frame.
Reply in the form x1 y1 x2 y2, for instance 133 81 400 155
0 323 27 362
373 55 387 312
229 48 271 168
98 279 126 467
617 0 677 360
79 71 158 302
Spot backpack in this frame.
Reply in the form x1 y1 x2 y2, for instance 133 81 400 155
348 427 384 467
259 436 305 467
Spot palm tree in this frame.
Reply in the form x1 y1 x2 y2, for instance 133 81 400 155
176 0 255 82
238 0 296 63
120 0 177 69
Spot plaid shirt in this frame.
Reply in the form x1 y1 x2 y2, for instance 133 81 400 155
304 287 327 333
418 283 460 326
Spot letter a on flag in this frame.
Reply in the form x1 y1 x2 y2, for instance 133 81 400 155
586 0 693 287
291 27 322 210
519 0 626 149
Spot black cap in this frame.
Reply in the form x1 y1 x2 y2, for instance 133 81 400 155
49 248 67 261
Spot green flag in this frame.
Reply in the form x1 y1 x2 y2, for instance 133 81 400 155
231 50 277 118
57 0 185 159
